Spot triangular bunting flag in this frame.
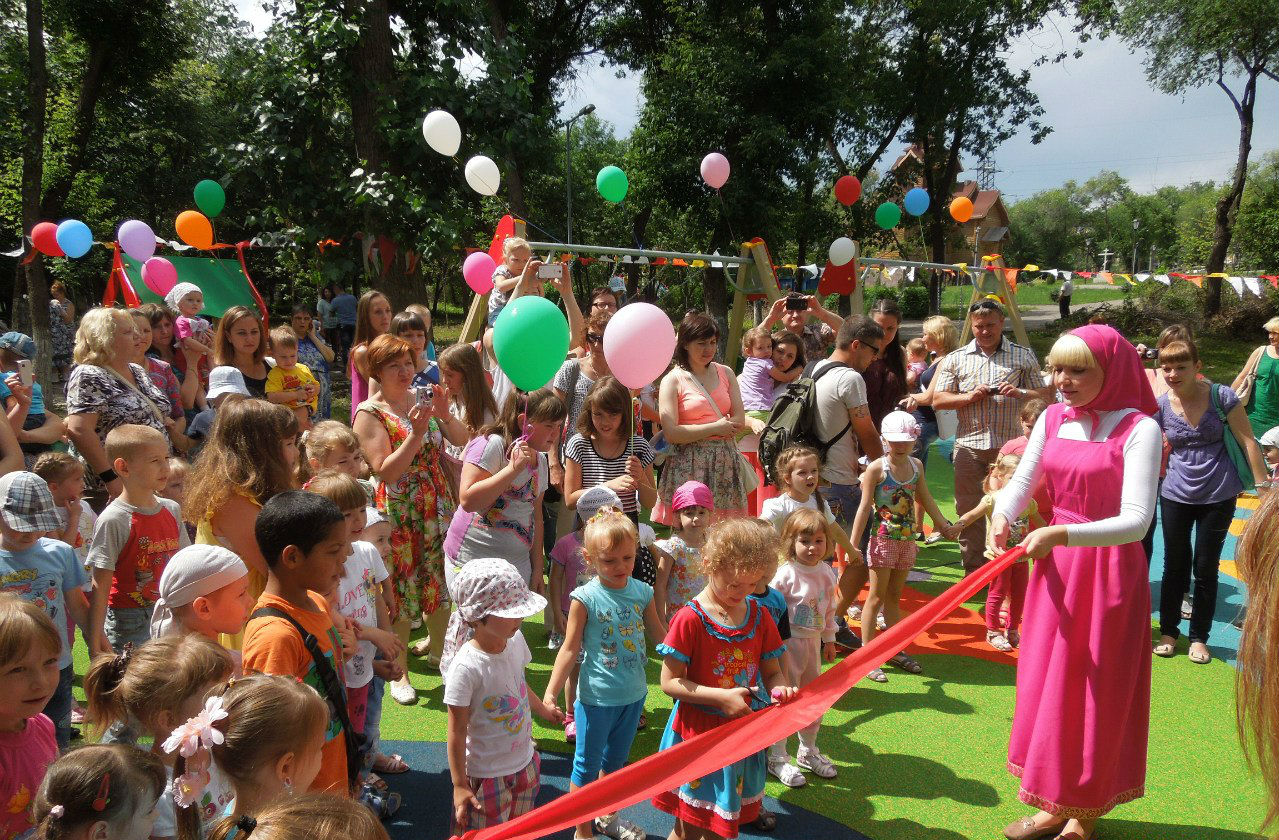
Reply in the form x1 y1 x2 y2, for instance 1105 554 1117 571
1155 274 1171 285
1116 274 1132 283
1245 276 1262 297
1099 272 1114 284
1187 275 1203 288
1061 270 1072 281
1023 264 1039 273
907 267 916 284
1135 273 1150 283
710 251 723 269
1003 268 1019 294
1076 271 1092 278
690 260 705 268
1227 276 1245 298
1264 275 1279 289
1043 269 1059 278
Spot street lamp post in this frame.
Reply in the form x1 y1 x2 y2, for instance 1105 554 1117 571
562 104 596 246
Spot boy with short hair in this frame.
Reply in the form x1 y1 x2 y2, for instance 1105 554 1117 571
265 325 320 431
32 451 95 564
0 471 100 747
242 490 355 796
86 424 189 655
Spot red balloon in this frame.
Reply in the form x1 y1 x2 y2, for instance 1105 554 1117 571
31 222 63 257
834 175 862 206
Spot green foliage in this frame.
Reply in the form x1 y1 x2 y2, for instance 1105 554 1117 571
863 285 898 311
900 285 928 319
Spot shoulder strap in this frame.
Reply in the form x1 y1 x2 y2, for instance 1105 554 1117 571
807 362 852 449
682 367 727 421
249 607 361 791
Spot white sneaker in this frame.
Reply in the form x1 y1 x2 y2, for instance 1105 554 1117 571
848 605 863 622
876 612 887 631
766 755 807 788
389 678 417 705
925 532 943 545
796 747 838 779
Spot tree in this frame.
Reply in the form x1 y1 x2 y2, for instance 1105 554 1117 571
1089 0 1279 313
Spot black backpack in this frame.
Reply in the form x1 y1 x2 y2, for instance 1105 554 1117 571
758 361 851 486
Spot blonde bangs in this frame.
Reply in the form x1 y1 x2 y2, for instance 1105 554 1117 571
1046 333 1097 369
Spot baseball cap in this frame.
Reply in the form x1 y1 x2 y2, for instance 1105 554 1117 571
577 485 623 521
0 332 35 360
881 410 921 443
1260 426 1279 449
0 471 62 533
672 480 713 512
207 366 251 400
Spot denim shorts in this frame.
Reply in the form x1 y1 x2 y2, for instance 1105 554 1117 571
105 606 151 651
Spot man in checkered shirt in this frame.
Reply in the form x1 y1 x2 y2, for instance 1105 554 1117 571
932 300 1055 574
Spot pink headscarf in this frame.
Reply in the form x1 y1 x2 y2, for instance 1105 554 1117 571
1065 324 1158 417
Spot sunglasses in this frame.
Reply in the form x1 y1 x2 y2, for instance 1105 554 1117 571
586 333 604 345
969 300 1005 315
862 342 883 355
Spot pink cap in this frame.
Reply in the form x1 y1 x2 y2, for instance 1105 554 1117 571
671 480 713 512
880 410 921 442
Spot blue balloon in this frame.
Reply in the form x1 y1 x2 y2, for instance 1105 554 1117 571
904 188 930 217
55 219 93 258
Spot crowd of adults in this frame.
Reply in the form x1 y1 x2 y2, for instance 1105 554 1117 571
6 266 1279 840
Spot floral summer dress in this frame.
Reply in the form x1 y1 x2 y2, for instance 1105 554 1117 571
357 401 456 620
653 599 785 838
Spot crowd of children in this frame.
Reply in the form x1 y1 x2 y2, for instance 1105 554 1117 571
7 280 1275 840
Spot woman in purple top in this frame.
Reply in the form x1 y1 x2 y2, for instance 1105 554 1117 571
1152 338 1269 665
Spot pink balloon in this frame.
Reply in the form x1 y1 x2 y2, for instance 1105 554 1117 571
700 152 731 190
602 302 676 389
463 251 497 294
142 257 177 297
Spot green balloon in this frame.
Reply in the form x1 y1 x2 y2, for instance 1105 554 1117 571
492 296 571 391
874 201 902 230
194 179 226 218
596 165 629 203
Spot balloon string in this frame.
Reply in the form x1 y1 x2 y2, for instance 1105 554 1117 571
716 190 740 248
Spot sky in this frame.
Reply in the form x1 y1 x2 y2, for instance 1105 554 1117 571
232 3 1275 204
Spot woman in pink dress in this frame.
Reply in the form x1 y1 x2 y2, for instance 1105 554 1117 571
991 325 1160 840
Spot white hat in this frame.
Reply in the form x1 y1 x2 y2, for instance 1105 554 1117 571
150 545 249 637
881 410 921 443
207 366 250 400
1261 426 1279 449
364 506 387 527
577 485 623 521
439 558 546 676
164 282 202 312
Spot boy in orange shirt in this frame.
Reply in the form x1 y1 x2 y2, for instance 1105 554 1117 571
241 490 355 796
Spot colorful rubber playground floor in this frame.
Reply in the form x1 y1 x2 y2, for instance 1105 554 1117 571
69 455 1268 839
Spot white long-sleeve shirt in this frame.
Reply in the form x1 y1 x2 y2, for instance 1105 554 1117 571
994 408 1161 547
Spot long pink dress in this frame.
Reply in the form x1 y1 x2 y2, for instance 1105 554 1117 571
1008 405 1150 818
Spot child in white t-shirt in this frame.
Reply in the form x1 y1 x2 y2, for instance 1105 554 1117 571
443 558 565 832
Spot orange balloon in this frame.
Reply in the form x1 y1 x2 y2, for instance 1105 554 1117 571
175 210 213 250
949 197 974 224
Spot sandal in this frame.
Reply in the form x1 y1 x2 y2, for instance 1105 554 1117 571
987 631 1014 652
1188 643 1212 665
364 772 388 792
410 638 431 657
750 807 777 832
890 652 923 674
372 753 409 774
1153 637 1176 658
865 667 888 683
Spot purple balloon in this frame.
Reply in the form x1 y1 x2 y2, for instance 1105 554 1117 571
118 220 157 262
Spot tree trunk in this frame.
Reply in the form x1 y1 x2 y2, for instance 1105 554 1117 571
1204 69 1258 316
21 0 50 388
39 40 108 218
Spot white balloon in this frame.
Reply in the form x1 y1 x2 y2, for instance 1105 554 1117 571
421 110 461 157
464 155 501 196
828 237 856 267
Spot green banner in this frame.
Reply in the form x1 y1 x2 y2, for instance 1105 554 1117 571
122 253 259 317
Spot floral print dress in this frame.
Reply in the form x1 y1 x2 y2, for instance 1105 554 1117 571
49 300 74 368
357 401 456 621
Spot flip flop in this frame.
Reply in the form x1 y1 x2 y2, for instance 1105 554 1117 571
372 753 410 774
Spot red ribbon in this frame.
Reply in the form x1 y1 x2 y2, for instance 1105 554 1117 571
453 547 1024 840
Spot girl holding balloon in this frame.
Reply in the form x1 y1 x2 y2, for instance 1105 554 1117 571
653 312 753 525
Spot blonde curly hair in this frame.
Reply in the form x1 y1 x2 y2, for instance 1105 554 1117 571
73 307 133 367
